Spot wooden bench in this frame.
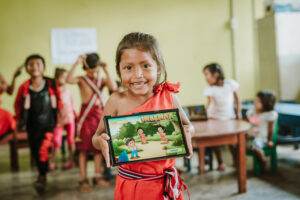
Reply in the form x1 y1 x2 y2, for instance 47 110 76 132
0 131 32 172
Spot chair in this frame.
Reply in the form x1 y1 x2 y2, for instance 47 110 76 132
247 121 279 176
183 105 213 172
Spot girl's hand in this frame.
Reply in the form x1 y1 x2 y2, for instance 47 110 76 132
75 55 85 66
13 65 23 78
94 133 111 167
183 125 193 158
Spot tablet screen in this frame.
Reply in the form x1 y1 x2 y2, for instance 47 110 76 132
104 109 188 166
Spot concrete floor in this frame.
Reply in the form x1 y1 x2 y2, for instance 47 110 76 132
0 145 299 200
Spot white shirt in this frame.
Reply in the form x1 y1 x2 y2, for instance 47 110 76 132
203 79 239 120
246 108 278 142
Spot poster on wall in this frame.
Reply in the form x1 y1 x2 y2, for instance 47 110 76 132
51 28 98 64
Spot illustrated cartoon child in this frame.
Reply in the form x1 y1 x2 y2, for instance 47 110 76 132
137 128 148 144
118 149 129 163
126 138 139 159
157 126 169 144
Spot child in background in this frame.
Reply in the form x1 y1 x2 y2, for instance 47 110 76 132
92 32 193 200
14 54 61 194
67 53 117 192
50 68 76 170
203 63 241 171
0 66 22 141
246 91 278 169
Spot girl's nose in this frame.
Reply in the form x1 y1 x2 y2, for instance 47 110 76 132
133 66 143 78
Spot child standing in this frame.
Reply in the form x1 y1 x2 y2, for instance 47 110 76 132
0 66 21 140
246 91 278 169
203 63 241 171
137 128 148 144
66 53 117 192
50 68 76 170
157 126 169 144
93 32 193 200
126 138 139 159
14 54 61 194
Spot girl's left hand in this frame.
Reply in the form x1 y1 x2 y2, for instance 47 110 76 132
183 125 193 159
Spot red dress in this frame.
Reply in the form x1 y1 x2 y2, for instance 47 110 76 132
0 108 16 139
114 82 184 200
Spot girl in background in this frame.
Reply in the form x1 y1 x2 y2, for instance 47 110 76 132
203 63 241 171
246 91 278 170
51 68 76 170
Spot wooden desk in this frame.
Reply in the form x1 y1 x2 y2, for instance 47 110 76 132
192 120 251 193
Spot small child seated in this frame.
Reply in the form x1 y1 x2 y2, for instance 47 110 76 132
246 91 278 169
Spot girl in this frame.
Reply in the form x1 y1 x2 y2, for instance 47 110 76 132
50 68 76 170
202 63 241 171
157 126 169 144
92 32 193 200
67 53 117 192
246 91 278 169
137 128 148 144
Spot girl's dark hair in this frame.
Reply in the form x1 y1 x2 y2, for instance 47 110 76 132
25 54 46 67
54 67 67 79
256 91 276 112
203 63 225 83
115 32 167 84
84 53 100 69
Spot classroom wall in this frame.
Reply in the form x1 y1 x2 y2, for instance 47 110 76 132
0 0 257 112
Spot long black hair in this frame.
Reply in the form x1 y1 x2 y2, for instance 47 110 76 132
203 63 225 84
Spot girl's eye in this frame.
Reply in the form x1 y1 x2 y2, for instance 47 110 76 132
143 64 150 68
125 65 132 70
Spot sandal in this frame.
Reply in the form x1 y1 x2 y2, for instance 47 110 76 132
78 179 92 193
92 177 111 188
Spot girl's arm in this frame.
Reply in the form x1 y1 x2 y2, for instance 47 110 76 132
233 91 241 119
7 65 22 95
92 93 119 167
66 56 84 84
101 62 118 92
267 121 274 147
173 94 194 158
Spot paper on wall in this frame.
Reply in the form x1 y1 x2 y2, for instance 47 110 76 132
51 28 98 64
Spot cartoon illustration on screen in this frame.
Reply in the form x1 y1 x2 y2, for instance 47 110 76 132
106 110 187 164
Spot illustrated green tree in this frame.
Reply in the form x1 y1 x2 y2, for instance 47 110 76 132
118 122 136 139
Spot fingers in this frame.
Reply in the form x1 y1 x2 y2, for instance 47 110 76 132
101 133 110 140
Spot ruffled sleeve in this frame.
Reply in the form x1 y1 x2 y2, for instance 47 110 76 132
153 81 180 94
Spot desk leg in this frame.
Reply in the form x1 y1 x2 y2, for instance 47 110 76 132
238 133 247 193
198 146 205 175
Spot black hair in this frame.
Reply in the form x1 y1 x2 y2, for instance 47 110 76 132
84 53 100 69
137 127 144 132
125 138 135 146
256 91 276 112
25 54 46 67
203 63 225 84
54 67 67 79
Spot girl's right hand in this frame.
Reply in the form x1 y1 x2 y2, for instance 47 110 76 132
94 133 111 167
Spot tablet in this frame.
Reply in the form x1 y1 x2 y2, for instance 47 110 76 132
104 109 189 166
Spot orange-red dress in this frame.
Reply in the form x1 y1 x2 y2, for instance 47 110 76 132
114 82 185 200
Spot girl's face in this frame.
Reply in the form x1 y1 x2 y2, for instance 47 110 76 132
128 140 135 147
57 72 67 86
203 69 218 85
254 97 263 112
26 59 45 78
86 66 100 79
119 48 159 96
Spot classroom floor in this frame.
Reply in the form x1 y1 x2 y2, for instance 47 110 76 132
0 145 299 200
